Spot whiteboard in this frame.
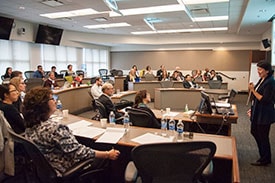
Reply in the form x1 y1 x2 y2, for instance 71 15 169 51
249 63 259 84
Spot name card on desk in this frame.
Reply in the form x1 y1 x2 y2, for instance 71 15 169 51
96 127 126 144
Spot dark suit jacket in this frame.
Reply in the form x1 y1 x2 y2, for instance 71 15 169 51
156 69 163 81
0 101 25 134
183 81 196 88
135 106 161 129
44 79 59 88
98 94 123 119
251 75 275 125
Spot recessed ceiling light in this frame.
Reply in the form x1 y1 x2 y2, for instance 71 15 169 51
84 22 131 29
40 8 99 19
192 16 228 22
178 0 229 5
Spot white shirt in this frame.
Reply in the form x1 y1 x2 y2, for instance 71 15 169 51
91 84 102 99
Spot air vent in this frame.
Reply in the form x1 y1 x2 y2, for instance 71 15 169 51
41 0 64 7
190 8 209 15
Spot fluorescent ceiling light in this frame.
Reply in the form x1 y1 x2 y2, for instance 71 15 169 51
192 16 228 22
110 4 187 17
103 0 123 16
131 27 228 35
84 22 130 29
178 0 229 5
40 8 99 19
144 18 156 31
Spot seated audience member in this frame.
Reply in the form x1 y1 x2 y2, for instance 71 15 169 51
145 65 154 75
157 65 168 81
44 72 59 89
0 84 25 134
51 66 58 78
171 70 182 81
74 73 84 85
11 70 23 79
91 77 103 99
65 64 75 76
203 68 211 81
174 66 184 80
33 65 45 78
22 87 120 177
210 70 222 81
193 69 203 82
3 67 12 80
133 90 160 128
98 83 124 122
183 74 197 88
132 65 139 78
9 77 26 112
128 69 136 82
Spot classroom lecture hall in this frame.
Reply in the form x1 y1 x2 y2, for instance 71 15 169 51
0 0 275 183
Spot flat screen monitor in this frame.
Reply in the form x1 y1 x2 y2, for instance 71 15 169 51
198 91 213 114
0 16 14 40
35 24 63 45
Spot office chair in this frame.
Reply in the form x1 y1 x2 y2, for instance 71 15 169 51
24 71 35 79
125 108 159 129
76 70 84 76
87 88 96 111
131 141 216 183
218 89 238 103
7 128 105 183
117 70 123 76
95 100 108 118
24 78 44 92
208 80 222 89
143 73 155 81
160 80 174 88
1 75 5 81
98 69 109 82
60 70 67 77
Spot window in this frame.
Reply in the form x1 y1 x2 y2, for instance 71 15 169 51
0 40 30 76
84 48 109 77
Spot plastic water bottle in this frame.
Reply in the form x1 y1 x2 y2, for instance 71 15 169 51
109 111 116 126
56 100 63 119
176 120 184 142
160 115 167 137
123 112 130 132
168 117 175 137
185 104 189 112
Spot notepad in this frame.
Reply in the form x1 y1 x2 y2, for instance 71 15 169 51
131 133 173 144
95 127 126 144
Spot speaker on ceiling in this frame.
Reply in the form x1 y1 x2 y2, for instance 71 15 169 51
262 39 271 49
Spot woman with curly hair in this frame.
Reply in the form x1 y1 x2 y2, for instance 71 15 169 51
22 87 120 177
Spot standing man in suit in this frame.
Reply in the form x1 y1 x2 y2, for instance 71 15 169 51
97 83 124 123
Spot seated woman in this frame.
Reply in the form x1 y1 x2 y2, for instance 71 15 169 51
0 84 25 134
22 87 120 177
133 90 160 128
3 67 12 80
9 76 26 112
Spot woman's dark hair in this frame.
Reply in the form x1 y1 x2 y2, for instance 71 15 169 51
4 67 12 78
22 87 52 128
146 65 151 71
67 64 72 69
0 84 9 100
257 61 274 77
134 90 147 107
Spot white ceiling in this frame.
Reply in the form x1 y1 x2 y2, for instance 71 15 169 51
0 0 274 51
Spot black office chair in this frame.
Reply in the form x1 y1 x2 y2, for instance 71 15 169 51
60 70 67 77
24 71 35 79
76 70 84 76
126 108 160 129
98 69 109 82
218 89 238 103
7 128 105 183
24 78 44 92
160 80 174 88
131 141 216 183
208 80 222 89
87 88 96 111
1 75 5 81
95 100 108 118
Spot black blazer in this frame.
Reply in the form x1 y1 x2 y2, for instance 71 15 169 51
97 94 123 119
135 106 161 129
251 75 275 125
183 81 196 88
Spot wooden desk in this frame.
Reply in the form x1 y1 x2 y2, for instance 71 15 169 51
53 85 91 115
128 81 228 99
111 91 137 103
114 76 126 92
62 115 240 183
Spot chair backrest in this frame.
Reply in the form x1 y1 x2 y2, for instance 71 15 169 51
24 71 35 79
144 73 155 81
60 70 67 77
98 69 108 76
160 80 174 88
24 78 44 92
1 75 5 81
95 100 108 118
117 70 123 76
76 70 84 76
126 108 156 128
208 80 222 89
228 89 238 103
7 128 57 183
132 141 216 183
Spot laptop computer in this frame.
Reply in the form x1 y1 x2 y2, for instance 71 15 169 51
212 98 234 115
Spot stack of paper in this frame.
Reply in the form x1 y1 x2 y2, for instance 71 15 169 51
131 133 173 144
96 127 126 144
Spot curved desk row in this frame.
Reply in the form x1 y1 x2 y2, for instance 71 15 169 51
61 115 240 183
128 81 228 99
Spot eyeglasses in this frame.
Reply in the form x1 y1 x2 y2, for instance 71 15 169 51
9 90 18 93
48 98 55 101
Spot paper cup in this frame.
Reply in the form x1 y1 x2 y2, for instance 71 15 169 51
100 118 107 128
62 109 69 118
166 108 170 114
